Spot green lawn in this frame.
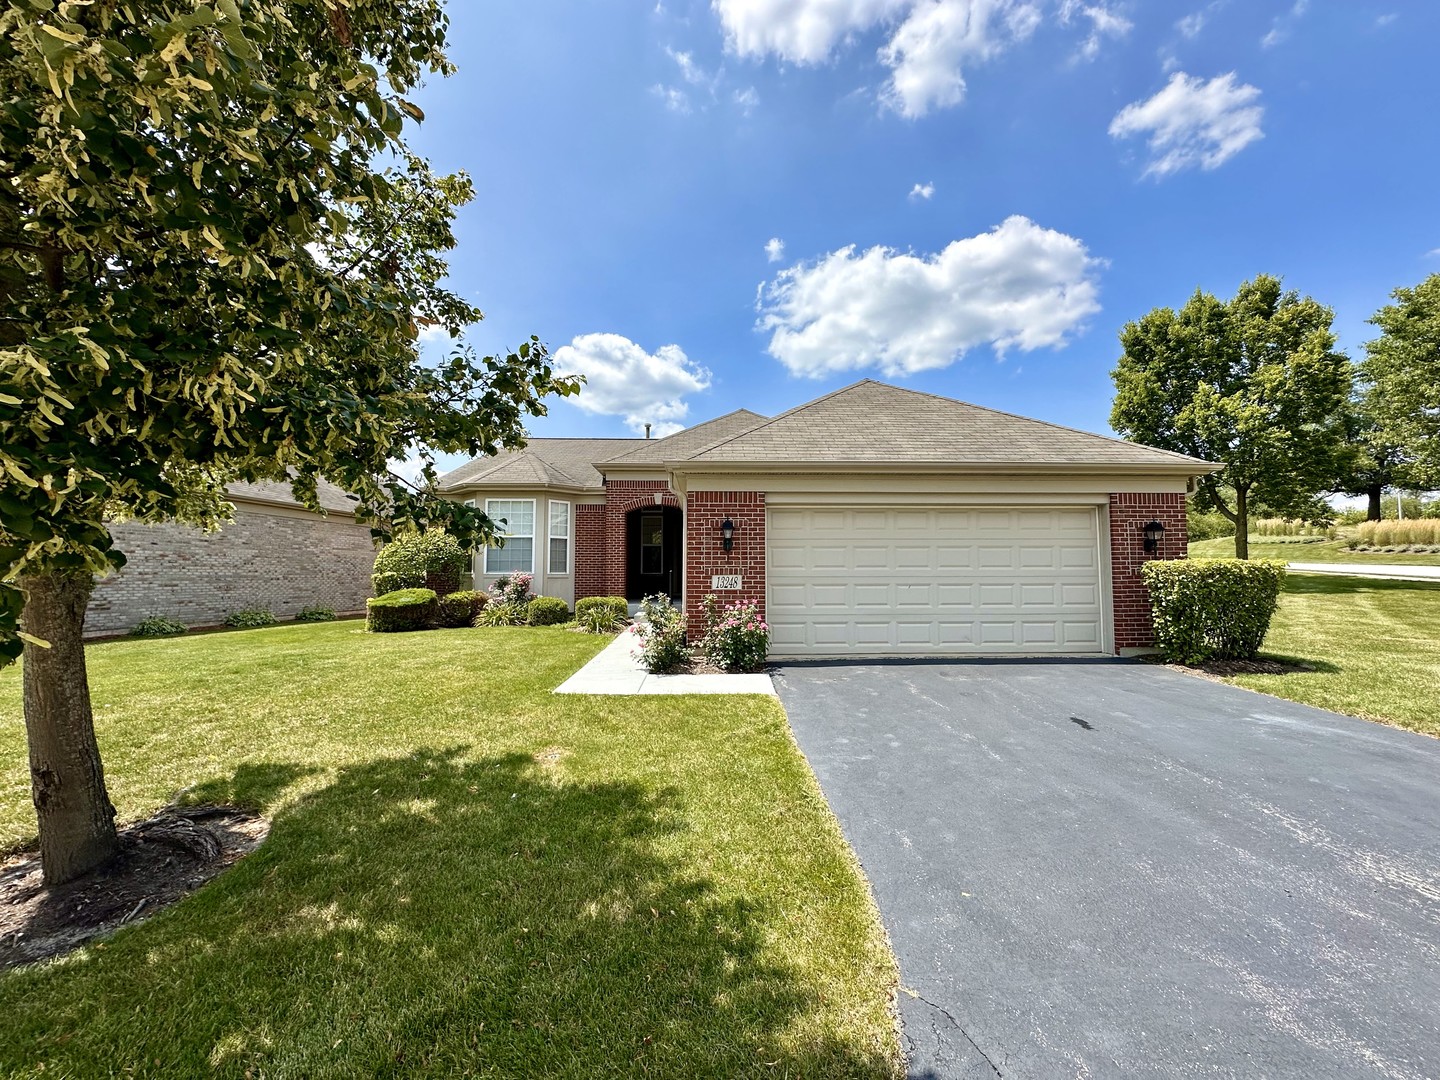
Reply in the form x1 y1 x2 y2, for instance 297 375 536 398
1189 535 1440 565
1221 574 1440 737
0 623 900 1078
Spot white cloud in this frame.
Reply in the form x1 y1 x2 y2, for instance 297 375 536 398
714 0 909 64
1061 2 1132 61
1109 71 1263 178
1175 0 1225 39
650 84 691 113
1425 248 1440 258
755 215 1102 378
733 85 760 114
666 46 710 86
765 236 786 262
555 333 711 436
1376 12 1398 27
909 181 935 200
879 0 1042 118
1261 0 1308 47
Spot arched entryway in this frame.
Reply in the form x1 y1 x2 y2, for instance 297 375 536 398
625 504 682 602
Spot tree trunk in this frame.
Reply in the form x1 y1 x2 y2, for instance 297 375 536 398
1234 487 1249 560
1367 485 1383 522
19 571 120 884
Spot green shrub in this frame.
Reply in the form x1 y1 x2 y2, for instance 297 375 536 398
223 607 277 629
372 530 469 596
1141 559 1286 664
1186 510 1235 541
437 589 487 628
527 596 570 626
634 593 689 673
294 606 336 622
575 596 628 633
475 601 527 627
366 588 438 633
698 594 769 672
130 615 187 638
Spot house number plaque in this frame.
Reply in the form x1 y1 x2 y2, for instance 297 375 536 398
711 574 743 590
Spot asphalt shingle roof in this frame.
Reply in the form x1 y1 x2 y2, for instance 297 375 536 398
226 477 362 515
436 438 647 492
687 380 1211 468
599 410 769 466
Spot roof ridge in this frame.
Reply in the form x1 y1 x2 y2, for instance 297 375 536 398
689 380 877 458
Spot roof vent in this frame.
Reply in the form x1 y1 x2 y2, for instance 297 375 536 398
644 423 651 440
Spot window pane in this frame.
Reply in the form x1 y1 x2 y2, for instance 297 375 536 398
641 546 662 575
487 500 533 537
486 537 532 574
549 537 569 575
549 501 570 538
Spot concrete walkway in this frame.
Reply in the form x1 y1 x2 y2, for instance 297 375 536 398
554 630 776 695
1288 560 1440 582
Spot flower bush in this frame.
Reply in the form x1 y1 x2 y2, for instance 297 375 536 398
699 595 769 672
489 572 534 607
633 593 688 673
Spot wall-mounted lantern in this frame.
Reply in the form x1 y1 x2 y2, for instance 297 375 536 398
720 518 735 552
1142 520 1165 554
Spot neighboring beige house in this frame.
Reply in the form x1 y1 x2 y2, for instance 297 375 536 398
86 478 376 637
437 380 1219 658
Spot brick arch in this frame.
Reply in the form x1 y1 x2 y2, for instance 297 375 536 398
601 479 682 598
611 493 681 515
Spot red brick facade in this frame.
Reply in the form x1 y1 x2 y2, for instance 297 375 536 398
682 490 767 640
601 480 681 600
574 503 607 602
1108 492 1189 650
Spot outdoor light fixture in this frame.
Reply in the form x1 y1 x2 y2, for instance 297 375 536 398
1142 520 1165 554
720 518 735 551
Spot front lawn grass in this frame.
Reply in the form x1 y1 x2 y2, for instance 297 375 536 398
0 623 899 1077
1221 574 1440 737
1188 535 1440 565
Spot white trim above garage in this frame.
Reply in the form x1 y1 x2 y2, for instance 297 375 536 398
767 503 1110 658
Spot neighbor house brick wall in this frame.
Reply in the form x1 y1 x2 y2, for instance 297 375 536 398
602 479 680 599
684 490 766 640
573 503 607 601
1109 492 1188 651
85 505 376 637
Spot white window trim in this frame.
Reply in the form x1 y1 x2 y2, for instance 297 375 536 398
547 499 572 577
482 497 536 576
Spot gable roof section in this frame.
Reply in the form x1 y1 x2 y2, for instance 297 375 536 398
684 380 1212 470
227 477 362 515
599 410 769 468
436 437 647 492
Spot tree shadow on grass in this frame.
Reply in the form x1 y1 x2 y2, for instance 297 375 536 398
1 748 894 1079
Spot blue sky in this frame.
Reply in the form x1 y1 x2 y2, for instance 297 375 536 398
404 0 1438 465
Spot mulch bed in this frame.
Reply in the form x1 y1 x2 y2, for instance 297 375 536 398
0 806 268 971
1141 654 1315 678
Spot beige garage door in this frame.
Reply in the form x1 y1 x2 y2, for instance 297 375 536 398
767 506 1105 657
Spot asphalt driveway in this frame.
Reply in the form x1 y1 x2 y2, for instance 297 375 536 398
773 659 1440 1079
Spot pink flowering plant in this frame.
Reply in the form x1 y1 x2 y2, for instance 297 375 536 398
699 594 769 672
634 593 689 673
489 572 534 606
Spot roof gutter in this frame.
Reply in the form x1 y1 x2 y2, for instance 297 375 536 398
665 458 1221 478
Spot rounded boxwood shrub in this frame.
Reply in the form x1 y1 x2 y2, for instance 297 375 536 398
366 588 438 633
224 607 277 629
527 596 570 626
371 530 469 597
1140 559 1286 664
437 589 487 628
131 615 187 638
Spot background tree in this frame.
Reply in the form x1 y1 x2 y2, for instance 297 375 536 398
1332 387 1413 521
1110 275 1352 558
1362 274 1440 490
0 1 579 883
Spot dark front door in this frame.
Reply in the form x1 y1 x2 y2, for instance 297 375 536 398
626 505 682 602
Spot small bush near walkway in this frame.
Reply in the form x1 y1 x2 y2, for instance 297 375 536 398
527 596 570 626
634 594 688 673
1142 559 1285 664
575 596 628 633
698 594 769 672
366 588 438 633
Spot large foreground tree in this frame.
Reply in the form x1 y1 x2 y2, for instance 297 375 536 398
1362 273 1440 490
0 1 577 883
1111 275 1352 558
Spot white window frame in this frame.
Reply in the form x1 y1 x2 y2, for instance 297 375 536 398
547 499 572 576
482 498 536 576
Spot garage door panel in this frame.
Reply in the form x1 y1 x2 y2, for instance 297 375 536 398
767 506 1105 657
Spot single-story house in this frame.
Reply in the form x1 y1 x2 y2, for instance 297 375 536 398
86 478 376 636
436 380 1219 657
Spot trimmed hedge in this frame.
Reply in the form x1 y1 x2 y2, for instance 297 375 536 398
372 531 469 597
438 590 487 628
527 596 570 626
366 588 438 633
1141 559 1285 664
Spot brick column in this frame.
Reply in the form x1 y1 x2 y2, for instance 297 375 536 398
684 491 766 640
1108 492 1188 650
574 504 607 601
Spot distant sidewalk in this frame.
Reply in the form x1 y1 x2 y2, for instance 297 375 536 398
1287 561 1440 582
